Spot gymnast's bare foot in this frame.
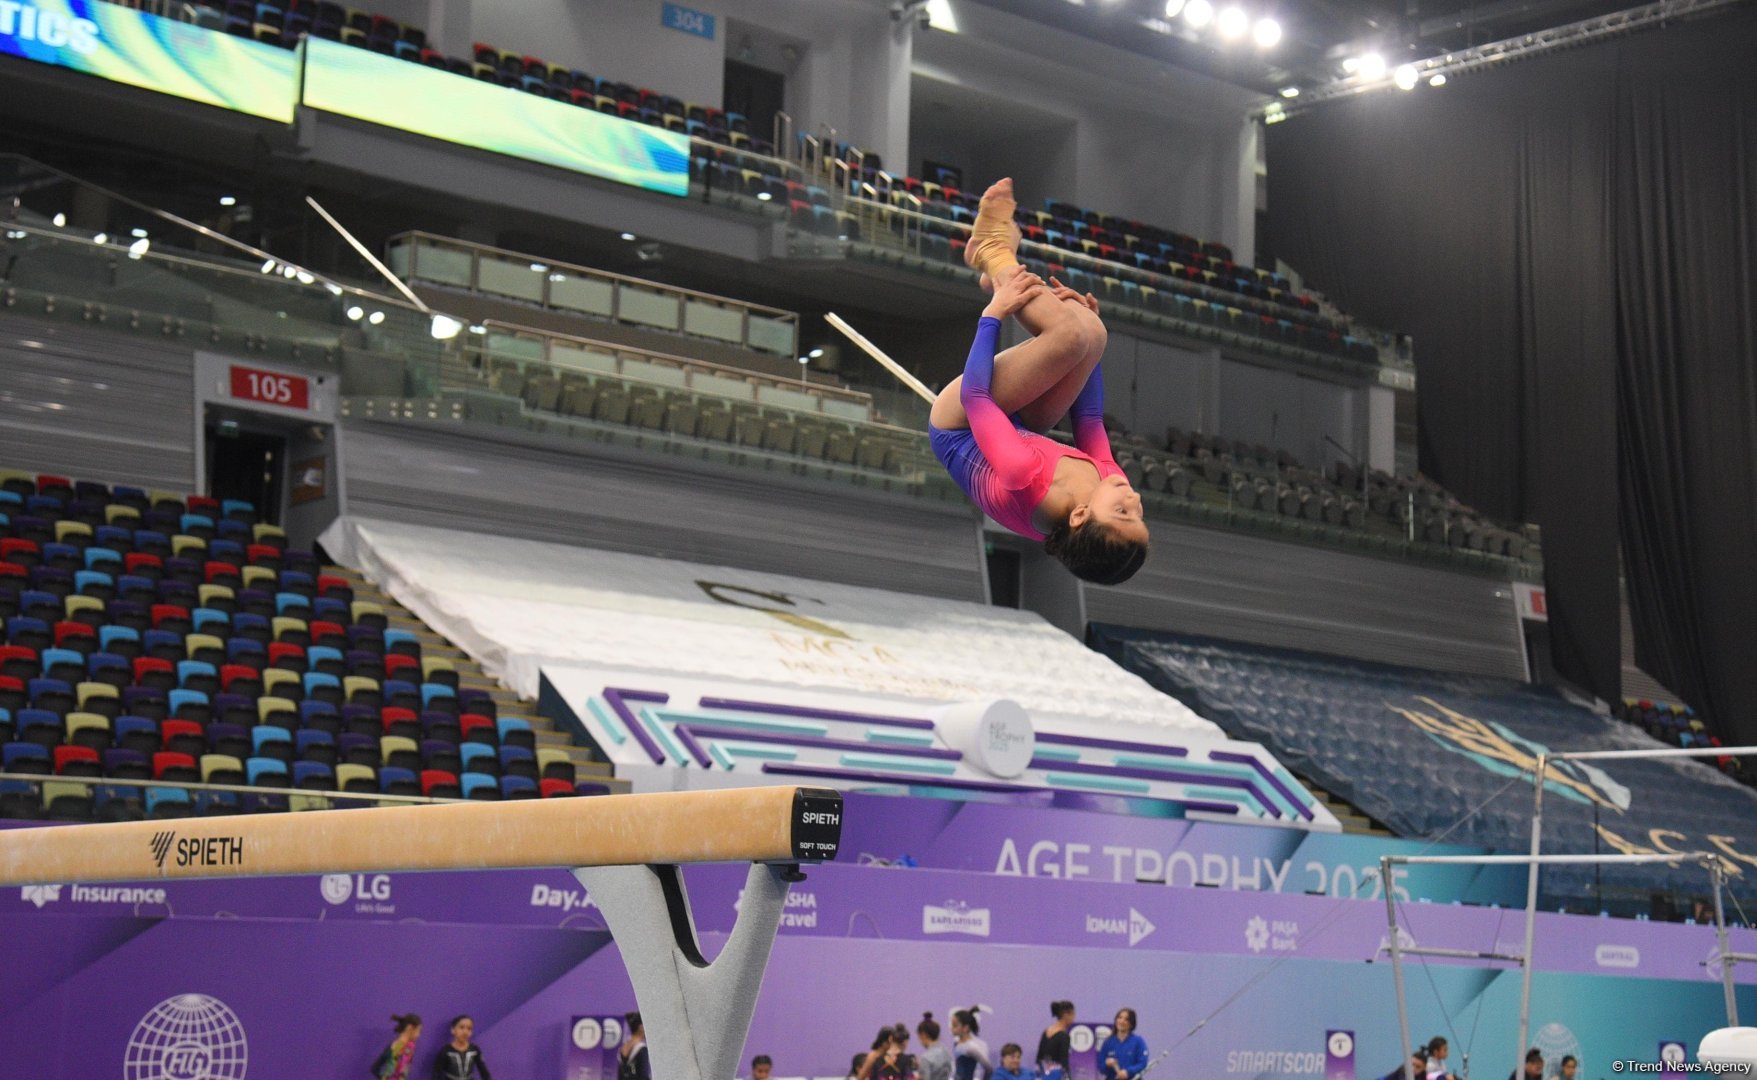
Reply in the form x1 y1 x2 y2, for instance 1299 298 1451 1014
965 177 1021 278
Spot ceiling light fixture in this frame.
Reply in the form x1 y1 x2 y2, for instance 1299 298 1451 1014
1184 0 1213 26
1217 5 1248 37
1253 16 1282 47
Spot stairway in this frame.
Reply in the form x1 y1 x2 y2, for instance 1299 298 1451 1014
319 564 629 794
1302 780 1393 836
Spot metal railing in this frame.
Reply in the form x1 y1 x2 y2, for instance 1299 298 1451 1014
1 771 459 811
386 231 801 359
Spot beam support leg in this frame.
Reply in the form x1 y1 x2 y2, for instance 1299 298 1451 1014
574 861 792 1080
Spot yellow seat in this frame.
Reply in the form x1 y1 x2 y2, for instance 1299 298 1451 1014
199 584 235 608
65 711 112 745
252 523 287 546
148 488 185 509
55 520 93 544
420 657 456 682
379 734 418 766
241 566 276 590
41 780 92 812
271 617 308 642
536 746 572 774
105 504 141 525
258 695 299 724
262 670 301 699
184 633 225 660
350 601 386 626
64 595 105 621
344 675 382 703
0 468 35 492
200 753 245 783
171 534 207 558
335 762 376 793
76 682 119 710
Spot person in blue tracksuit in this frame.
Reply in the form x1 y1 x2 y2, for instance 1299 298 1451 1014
1097 1008 1147 1080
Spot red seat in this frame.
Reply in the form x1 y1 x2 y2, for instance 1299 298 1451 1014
539 778 575 798
151 604 190 629
204 561 241 584
266 642 306 670
54 744 100 773
459 713 496 743
0 561 25 581
54 622 95 648
220 664 260 692
380 706 418 735
310 620 346 645
419 769 459 796
316 575 350 598
383 654 419 680
36 474 72 495
133 656 175 684
186 495 220 516
161 719 203 746
0 644 36 673
125 552 163 577
152 750 196 778
245 544 280 567
0 539 39 564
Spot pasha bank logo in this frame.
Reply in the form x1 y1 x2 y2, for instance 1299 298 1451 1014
21 884 62 908
923 899 991 937
1246 915 1299 953
1085 907 1157 947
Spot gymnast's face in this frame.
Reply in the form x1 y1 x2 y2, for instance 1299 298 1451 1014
1071 474 1149 544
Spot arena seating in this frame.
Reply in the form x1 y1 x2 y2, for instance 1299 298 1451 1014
1620 697 1744 783
1089 623 1757 907
0 468 610 821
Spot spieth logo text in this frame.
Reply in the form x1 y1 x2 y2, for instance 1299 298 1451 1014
150 831 244 870
922 900 992 937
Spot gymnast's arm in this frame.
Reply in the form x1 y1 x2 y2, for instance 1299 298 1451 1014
960 311 1038 492
1069 363 1118 469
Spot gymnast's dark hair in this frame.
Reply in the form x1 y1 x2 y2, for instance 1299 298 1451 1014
918 1014 942 1041
1044 519 1147 586
953 1007 981 1035
448 1015 472 1031
626 1011 643 1034
1050 1000 1075 1019
390 1013 421 1033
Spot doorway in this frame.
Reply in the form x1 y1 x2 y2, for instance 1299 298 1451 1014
724 59 785 145
205 414 285 526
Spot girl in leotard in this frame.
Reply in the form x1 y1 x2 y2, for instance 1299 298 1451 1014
929 178 1148 584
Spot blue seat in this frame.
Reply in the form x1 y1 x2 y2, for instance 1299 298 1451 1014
180 514 215 535
74 570 113 596
378 765 418 794
177 660 218 689
460 742 496 773
460 771 498 799
132 531 170 556
6 616 49 646
498 745 535 779
86 651 129 681
145 787 192 816
421 684 455 709
299 700 338 728
222 499 255 521
167 688 209 719
94 525 132 550
142 628 183 658
292 760 334 789
116 574 155 600
295 727 335 760
226 637 266 665
275 592 311 617
193 608 230 635
83 547 122 572
496 717 533 746
2 741 49 770
312 597 349 623
29 677 73 710
232 612 270 640
253 723 292 755
499 775 537 798
278 570 314 596
245 756 288 786
306 645 344 673
382 629 419 656
208 539 243 564
39 648 85 680
40 543 79 568
114 714 157 748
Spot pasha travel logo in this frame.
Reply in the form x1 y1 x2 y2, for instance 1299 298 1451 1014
21 884 61 908
1085 907 1157 947
124 993 248 1080
923 899 992 937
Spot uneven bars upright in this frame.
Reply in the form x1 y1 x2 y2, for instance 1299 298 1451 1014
825 312 938 405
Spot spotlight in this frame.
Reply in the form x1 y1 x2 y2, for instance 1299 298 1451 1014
1253 17 1281 47
346 305 364 320
1428 73 1447 87
1164 0 1186 16
325 283 344 295
282 265 297 279
468 324 486 335
1217 6 1247 37
529 263 548 272
756 191 773 201
429 314 463 340
1393 63 1418 89
620 232 637 241
52 212 66 227
367 311 386 325
1183 0 1212 25
92 232 109 245
219 195 237 207
1358 52 1386 79
295 270 315 285
127 238 150 259
809 347 825 358
1279 85 1300 98
261 259 277 274
130 228 149 239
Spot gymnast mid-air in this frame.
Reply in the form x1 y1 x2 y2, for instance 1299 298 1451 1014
928 177 1149 585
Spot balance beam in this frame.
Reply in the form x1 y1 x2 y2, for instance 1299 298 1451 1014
0 785 844 1080
0 785 842 886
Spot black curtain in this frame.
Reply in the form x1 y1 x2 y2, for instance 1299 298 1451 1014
1266 10 1757 739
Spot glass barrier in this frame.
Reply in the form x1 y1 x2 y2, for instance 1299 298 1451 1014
0 772 456 816
387 232 800 359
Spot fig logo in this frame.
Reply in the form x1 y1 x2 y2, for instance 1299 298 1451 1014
21 884 61 908
923 899 991 937
320 874 353 905
1594 944 1640 969
1245 915 1270 953
124 994 248 1080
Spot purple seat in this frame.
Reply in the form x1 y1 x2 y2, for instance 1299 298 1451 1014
336 731 377 766
340 703 378 738
121 685 168 720
213 692 255 725
346 625 383 654
457 688 496 719
103 747 150 779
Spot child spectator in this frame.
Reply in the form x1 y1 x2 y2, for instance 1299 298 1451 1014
993 1044 1028 1080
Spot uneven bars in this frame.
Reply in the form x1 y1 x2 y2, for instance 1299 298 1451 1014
1547 746 1757 762
0 785 842 886
305 195 431 314
825 312 938 405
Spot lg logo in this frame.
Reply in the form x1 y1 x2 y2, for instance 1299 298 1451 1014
320 874 391 904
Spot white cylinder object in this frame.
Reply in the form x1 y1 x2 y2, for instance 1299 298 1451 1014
933 699 1035 778
1699 1028 1757 1065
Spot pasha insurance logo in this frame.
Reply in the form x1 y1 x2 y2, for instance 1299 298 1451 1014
20 884 62 908
1085 907 1157 947
923 900 992 937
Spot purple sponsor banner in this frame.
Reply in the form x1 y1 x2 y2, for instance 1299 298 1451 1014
565 1015 626 1080
1326 1030 1356 1080
836 793 1523 905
